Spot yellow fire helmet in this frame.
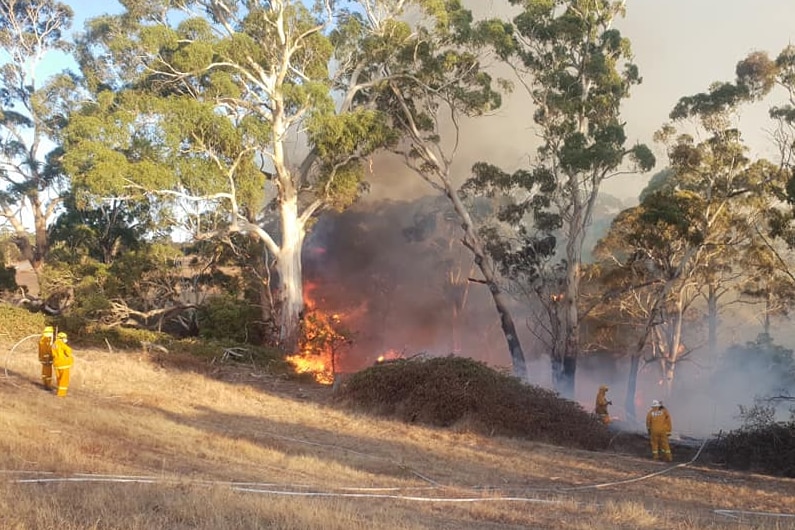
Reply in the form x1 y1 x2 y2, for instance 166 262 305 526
42 326 54 336
57 332 68 339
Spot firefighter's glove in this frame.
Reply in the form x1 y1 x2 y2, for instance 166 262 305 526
607 401 612 406
666 432 671 437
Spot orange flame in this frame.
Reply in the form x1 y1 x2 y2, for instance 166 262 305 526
375 349 403 364
286 282 347 385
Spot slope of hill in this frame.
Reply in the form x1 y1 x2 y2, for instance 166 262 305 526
1 341 794 530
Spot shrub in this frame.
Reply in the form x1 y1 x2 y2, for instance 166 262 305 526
197 295 263 344
75 324 166 349
0 304 47 341
713 420 795 477
335 355 611 450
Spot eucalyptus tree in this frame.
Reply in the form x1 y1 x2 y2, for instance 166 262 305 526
48 193 162 265
0 0 76 275
737 238 795 336
662 71 785 355
472 0 654 396
341 1 530 378
64 0 423 349
593 195 703 406
589 75 782 399
733 48 795 256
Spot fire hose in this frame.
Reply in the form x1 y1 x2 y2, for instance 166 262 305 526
4 334 44 378
3 436 794 520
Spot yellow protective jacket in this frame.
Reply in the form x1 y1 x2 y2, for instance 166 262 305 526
595 388 609 415
38 336 53 363
646 407 672 434
51 339 73 370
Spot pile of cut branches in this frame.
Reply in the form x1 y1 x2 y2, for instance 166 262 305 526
334 355 610 450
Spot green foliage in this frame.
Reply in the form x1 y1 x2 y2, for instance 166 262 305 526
336 356 611 450
70 322 163 349
0 305 47 341
48 194 161 264
197 294 263 344
68 323 284 369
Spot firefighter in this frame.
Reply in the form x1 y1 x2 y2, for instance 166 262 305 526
594 385 611 425
38 326 55 390
51 332 73 398
646 400 673 462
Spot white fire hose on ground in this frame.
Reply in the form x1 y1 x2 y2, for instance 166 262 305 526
2 435 794 520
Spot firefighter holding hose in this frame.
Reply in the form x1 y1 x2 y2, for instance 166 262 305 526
37 326 55 390
594 385 611 425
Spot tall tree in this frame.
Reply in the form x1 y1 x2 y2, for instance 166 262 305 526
663 65 785 355
64 0 405 349
592 197 701 411
349 1 530 378
474 0 654 396
0 0 75 275
589 70 782 400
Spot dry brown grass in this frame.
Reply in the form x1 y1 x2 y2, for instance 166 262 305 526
2 339 795 529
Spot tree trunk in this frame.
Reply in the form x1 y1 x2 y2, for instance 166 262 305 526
763 290 771 336
554 224 584 398
484 267 528 380
251 237 276 343
707 283 718 354
276 193 305 352
446 187 528 380
625 353 640 423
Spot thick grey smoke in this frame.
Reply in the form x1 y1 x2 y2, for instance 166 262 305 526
304 196 513 373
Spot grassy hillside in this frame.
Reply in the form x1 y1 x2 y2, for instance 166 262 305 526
1 339 794 529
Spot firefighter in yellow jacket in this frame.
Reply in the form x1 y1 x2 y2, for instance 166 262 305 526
646 400 672 461
51 332 73 397
594 385 611 425
38 326 55 390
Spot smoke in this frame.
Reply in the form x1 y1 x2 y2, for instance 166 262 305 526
304 195 514 373
297 0 795 440
305 186 795 438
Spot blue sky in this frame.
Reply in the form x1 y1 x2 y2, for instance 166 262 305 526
37 1 123 77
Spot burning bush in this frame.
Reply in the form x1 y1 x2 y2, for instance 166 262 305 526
334 355 611 450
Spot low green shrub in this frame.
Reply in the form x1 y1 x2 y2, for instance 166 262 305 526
0 304 47 341
197 295 264 344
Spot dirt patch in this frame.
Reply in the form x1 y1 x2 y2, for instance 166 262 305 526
13 261 38 296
